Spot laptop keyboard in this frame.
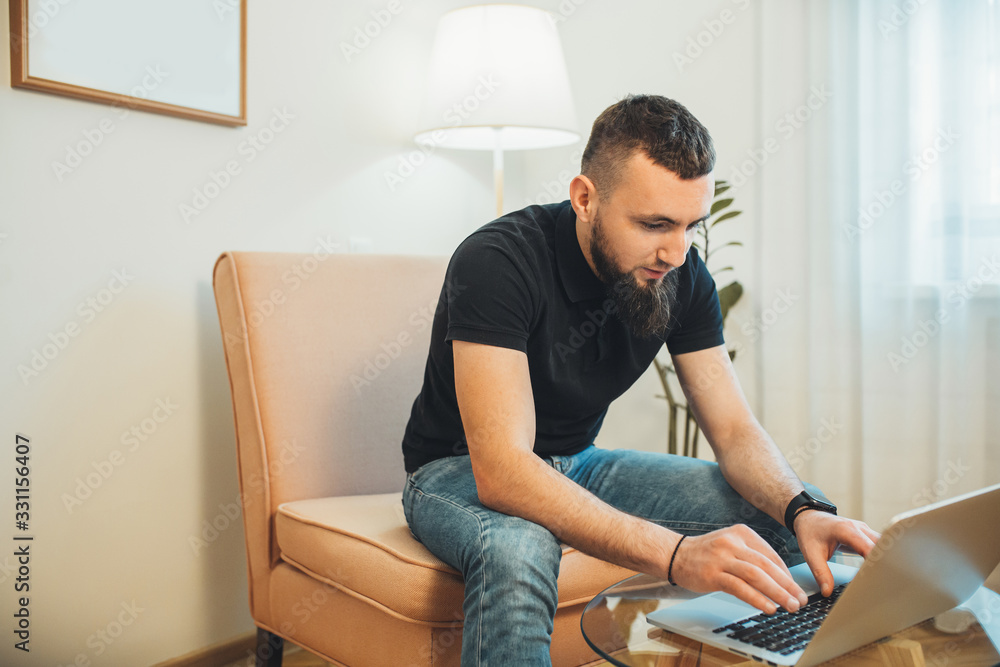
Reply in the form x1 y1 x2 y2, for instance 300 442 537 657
712 584 848 656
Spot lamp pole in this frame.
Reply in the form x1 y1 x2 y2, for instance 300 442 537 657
493 128 504 217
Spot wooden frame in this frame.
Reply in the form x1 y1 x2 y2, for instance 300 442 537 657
8 0 246 127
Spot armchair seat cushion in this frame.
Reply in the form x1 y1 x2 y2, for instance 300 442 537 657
275 493 632 625
276 493 463 624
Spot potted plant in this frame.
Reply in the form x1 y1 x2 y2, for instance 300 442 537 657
653 179 743 457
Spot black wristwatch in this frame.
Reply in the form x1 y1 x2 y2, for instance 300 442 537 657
784 491 837 535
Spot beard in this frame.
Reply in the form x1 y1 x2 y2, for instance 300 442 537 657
589 213 681 340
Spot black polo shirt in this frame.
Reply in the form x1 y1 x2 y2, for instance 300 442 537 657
401 199 724 473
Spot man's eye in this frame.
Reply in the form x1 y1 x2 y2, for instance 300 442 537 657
687 221 704 231
641 222 663 231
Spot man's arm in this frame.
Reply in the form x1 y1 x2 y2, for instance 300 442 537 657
455 339 810 613
672 344 880 595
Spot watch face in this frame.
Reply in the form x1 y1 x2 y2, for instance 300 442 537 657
809 495 837 513
786 492 837 533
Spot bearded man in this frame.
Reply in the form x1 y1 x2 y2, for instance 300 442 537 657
400 94 879 665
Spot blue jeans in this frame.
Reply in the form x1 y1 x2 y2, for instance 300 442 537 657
402 446 807 666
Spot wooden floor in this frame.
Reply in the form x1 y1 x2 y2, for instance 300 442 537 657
217 625 1000 667
217 644 612 667
217 644 337 667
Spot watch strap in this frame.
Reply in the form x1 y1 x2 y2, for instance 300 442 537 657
784 491 837 534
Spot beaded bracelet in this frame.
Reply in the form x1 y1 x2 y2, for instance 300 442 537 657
667 535 687 585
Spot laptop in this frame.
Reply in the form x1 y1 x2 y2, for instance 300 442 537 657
647 482 1000 666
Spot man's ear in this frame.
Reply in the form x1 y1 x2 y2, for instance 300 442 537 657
569 174 598 224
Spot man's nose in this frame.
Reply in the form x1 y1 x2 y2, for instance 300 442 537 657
657 232 688 269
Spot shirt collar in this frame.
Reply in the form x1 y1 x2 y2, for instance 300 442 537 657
555 201 607 303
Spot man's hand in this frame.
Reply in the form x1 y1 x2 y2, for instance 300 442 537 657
792 510 881 596
670 525 809 614
672 346 882 603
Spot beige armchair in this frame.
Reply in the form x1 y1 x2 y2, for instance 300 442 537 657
212 251 634 666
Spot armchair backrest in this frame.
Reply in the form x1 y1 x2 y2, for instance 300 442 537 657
213 251 447 577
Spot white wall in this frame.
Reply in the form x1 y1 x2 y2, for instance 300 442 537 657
0 0 769 664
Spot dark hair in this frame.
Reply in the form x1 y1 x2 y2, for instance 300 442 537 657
581 94 716 196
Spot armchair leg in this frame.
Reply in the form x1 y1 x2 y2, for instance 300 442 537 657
255 627 283 667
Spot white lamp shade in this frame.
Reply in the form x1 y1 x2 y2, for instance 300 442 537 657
415 4 579 151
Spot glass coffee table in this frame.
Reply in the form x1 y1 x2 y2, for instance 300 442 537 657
580 555 1000 666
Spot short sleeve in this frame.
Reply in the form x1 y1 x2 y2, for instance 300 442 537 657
665 247 725 354
444 232 536 353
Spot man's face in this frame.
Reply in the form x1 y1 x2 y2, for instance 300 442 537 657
584 151 714 338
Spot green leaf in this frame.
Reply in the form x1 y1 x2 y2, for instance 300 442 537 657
709 210 742 228
714 183 731 196
717 281 743 321
708 241 743 259
710 198 733 215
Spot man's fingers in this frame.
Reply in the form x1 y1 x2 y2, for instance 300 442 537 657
718 573 780 615
799 527 837 596
741 531 808 607
742 527 791 573
744 547 809 611
798 517 881 596
860 524 881 547
679 526 811 613
837 521 879 559
805 554 835 597
728 558 804 612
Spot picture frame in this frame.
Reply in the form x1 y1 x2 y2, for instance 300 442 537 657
8 0 246 127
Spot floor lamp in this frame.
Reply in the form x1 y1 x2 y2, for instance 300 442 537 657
414 5 580 218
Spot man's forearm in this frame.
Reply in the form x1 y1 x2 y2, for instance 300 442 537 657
673 345 805 526
714 421 804 526
474 448 681 579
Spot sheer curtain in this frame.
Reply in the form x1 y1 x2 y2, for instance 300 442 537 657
754 0 1000 528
